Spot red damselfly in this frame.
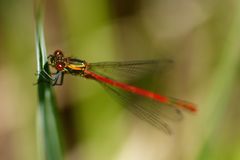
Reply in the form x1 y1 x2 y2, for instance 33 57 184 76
38 50 197 133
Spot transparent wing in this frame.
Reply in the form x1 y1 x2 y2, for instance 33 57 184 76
88 59 173 82
98 79 183 134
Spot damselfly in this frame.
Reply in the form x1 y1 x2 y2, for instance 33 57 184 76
38 50 197 133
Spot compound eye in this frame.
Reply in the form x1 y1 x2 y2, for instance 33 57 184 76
55 62 65 71
54 50 63 57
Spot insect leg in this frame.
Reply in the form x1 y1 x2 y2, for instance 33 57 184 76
52 72 64 86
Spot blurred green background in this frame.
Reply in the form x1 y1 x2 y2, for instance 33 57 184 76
0 0 240 160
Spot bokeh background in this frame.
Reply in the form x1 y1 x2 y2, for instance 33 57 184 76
0 0 240 160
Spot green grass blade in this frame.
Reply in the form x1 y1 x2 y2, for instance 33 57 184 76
34 1 63 160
